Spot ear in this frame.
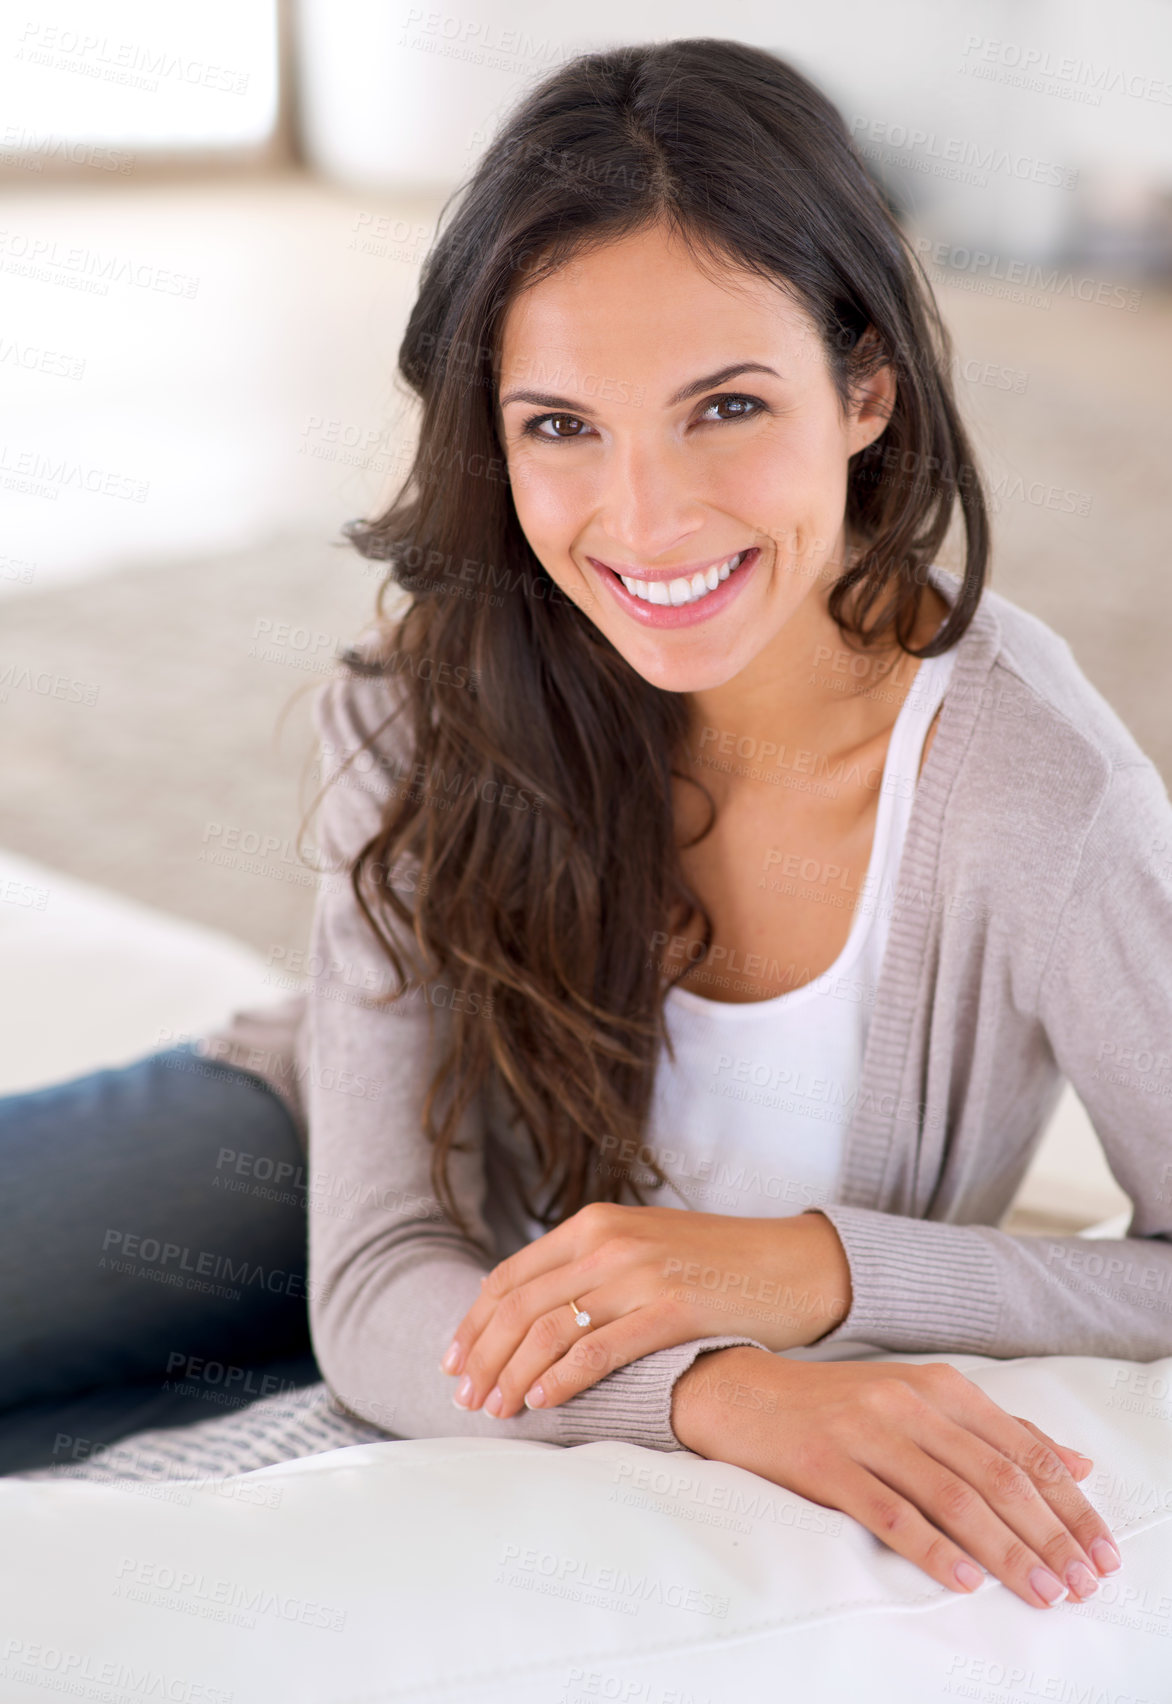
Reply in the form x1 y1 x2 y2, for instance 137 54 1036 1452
844 329 896 457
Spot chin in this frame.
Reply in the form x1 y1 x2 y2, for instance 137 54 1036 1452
620 641 751 696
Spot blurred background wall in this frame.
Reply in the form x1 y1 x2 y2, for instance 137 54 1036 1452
0 0 1169 1207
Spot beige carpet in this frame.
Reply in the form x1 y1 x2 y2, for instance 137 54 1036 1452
1 527 386 957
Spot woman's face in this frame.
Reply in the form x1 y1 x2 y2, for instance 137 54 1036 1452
495 220 894 695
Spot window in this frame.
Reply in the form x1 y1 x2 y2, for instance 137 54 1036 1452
0 0 282 174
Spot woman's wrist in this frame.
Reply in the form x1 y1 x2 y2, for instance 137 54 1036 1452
670 1344 781 1454
795 1209 853 1341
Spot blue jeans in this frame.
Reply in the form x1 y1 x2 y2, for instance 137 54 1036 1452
0 1044 319 1472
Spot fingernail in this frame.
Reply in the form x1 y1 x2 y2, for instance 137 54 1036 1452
1090 1537 1122 1575
441 1341 462 1375
523 1383 546 1409
484 1385 503 1417
452 1376 473 1409
1029 1567 1068 1606
953 1559 984 1592
1065 1560 1099 1600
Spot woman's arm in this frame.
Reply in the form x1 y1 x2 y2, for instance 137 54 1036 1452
809 757 1172 1361
669 1344 1122 1612
304 662 769 1449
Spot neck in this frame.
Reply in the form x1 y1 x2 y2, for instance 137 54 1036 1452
681 560 940 789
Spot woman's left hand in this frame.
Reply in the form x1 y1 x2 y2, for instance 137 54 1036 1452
439 1203 853 1419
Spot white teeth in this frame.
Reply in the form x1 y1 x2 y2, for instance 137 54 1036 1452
619 550 748 606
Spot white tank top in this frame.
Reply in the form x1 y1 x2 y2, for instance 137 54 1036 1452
618 638 958 1222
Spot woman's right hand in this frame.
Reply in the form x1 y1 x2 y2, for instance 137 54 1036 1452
670 1346 1123 1611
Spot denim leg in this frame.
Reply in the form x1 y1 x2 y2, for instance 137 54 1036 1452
0 1044 315 1414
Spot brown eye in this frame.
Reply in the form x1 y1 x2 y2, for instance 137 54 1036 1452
703 393 764 423
521 413 587 441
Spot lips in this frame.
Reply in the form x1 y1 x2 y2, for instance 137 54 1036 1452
587 547 760 629
618 550 749 607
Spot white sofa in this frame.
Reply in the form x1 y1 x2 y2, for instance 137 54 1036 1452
2 1350 1171 1703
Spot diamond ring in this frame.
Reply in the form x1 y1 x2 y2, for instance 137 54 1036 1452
567 1298 592 1329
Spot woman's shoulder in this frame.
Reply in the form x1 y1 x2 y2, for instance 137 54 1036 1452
312 615 420 782
931 569 1169 902
943 572 1157 796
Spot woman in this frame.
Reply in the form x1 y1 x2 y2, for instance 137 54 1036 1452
4 38 1168 1614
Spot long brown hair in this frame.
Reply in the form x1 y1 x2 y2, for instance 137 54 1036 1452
313 38 990 1245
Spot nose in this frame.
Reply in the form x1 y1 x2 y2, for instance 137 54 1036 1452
594 433 708 565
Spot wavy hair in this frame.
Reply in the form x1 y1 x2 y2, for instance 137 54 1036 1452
314 37 990 1248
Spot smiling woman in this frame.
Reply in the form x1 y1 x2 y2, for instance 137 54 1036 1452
8 36 1172 1622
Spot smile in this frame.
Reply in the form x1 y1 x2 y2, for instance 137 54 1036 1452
586 546 760 629
617 550 750 607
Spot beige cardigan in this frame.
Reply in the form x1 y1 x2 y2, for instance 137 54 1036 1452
194 563 1172 1451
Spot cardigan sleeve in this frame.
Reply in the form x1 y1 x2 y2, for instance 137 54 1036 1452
304 664 769 1451
191 992 309 1149
810 756 1172 1361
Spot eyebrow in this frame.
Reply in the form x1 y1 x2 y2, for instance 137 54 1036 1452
498 361 783 412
